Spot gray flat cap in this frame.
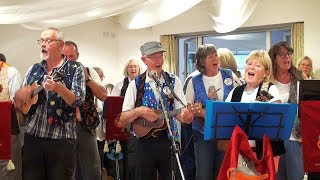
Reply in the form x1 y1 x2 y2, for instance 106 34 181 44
140 41 166 56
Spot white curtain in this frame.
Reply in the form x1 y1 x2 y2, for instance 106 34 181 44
208 0 260 33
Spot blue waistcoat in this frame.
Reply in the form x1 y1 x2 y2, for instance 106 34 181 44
192 68 234 134
135 72 180 140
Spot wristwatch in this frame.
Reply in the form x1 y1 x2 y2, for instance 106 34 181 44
86 76 92 83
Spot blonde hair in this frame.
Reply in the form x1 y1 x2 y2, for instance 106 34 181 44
297 56 315 79
217 48 238 76
245 50 274 83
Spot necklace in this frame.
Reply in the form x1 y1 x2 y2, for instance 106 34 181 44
278 72 289 84
245 86 257 95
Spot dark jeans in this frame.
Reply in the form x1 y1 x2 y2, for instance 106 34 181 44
97 140 105 169
193 130 224 180
22 133 76 180
135 132 171 180
126 135 138 180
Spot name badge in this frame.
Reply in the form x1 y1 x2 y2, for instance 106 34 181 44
163 86 171 95
224 78 232 86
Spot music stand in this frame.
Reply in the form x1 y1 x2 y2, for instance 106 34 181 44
204 101 297 140
0 101 11 160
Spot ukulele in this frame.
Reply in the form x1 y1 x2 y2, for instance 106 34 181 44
132 102 202 138
15 72 64 115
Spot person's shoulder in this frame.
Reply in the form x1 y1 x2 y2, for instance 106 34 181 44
166 72 176 78
7 66 20 73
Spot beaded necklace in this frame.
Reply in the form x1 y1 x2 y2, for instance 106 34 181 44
244 86 258 95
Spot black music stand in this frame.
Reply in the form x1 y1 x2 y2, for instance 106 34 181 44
204 101 297 140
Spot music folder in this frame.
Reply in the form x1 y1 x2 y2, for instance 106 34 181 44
204 101 297 140
104 96 130 141
0 101 11 159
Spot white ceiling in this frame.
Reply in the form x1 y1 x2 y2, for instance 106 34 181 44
0 0 259 32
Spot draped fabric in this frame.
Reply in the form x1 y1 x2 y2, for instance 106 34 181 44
208 0 260 33
1 0 260 31
291 22 304 65
160 35 178 73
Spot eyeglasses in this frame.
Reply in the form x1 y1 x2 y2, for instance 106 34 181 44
146 55 165 61
128 65 139 69
37 38 61 45
278 51 293 58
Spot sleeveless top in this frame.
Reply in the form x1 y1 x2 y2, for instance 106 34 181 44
192 68 234 133
135 71 180 140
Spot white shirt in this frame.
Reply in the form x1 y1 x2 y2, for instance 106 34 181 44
6 66 22 101
274 80 301 141
225 84 283 147
122 72 186 142
225 84 283 103
274 80 290 103
185 71 241 104
111 77 132 96
122 72 186 112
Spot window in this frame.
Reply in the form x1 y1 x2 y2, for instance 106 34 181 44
178 27 291 82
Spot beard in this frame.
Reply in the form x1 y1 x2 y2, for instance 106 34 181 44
40 52 48 60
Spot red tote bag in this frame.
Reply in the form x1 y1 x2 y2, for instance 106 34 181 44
301 101 320 172
217 126 275 180
0 101 11 160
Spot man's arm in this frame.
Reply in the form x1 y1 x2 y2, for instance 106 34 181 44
49 64 86 106
119 106 159 126
50 82 76 106
85 67 107 101
173 75 194 124
118 80 159 126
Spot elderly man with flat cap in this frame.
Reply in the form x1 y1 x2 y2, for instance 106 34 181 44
118 41 195 180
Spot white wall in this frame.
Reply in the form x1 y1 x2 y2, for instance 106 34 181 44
117 0 320 77
1 0 320 82
62 19 118 85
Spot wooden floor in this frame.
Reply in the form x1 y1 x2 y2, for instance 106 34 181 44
102 172 114 180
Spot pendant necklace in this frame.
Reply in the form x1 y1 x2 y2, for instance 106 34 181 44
278 72 289 84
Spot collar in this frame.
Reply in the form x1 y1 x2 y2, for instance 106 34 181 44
145 70 164 84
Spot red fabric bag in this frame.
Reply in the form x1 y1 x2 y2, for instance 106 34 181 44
0 101 11 160
105 96 130 141
301 101 320 172
217 126 275 180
